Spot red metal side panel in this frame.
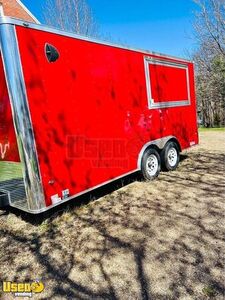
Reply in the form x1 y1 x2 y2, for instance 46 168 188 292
15 26 198 207
0 54 20 162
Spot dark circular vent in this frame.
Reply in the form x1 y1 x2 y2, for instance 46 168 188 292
45 43 60 63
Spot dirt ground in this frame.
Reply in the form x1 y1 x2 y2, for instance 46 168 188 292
0 130 224 300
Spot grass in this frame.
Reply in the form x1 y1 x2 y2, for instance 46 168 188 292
0 131 225 299
0 161 23 182
198 127 225 132
202 285 218 297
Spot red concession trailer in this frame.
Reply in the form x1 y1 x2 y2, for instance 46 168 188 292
0 17 198 213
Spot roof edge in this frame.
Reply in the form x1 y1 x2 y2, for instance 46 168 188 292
0 16 193 64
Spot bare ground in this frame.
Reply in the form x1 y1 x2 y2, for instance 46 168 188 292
0 131 224 300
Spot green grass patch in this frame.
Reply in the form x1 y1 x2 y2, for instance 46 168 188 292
0 161 23 182
198 127 225 132
202 285 218 297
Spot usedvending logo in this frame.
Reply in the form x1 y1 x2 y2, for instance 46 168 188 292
2 280 44 298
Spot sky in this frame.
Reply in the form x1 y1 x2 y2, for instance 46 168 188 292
22 0 199 58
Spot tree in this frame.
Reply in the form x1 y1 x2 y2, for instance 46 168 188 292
193 0 225 57
193 0 225 127
43 0 98 37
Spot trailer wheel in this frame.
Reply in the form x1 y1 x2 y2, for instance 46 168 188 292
141 148 161 180
161 141 180 171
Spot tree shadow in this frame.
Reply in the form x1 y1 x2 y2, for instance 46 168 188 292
0 149 225 299
1 171 143 225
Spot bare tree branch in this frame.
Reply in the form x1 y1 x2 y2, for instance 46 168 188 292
193 0 225 127
193 0 225 57
43 0 99 37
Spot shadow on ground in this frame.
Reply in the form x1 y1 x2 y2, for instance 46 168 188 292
1 154 189 225
0 150 224 299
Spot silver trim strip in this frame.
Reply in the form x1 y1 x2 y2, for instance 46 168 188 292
11 169 140 214
145 58 188 69
0 16 192 64
0 24 46 212
144 57 191 109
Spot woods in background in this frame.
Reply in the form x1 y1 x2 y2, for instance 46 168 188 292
193 0 225 127
43 0 98 37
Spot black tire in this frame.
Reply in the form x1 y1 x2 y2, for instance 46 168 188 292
141 148 161 180
161 141 180 171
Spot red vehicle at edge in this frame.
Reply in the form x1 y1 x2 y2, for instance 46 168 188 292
0 16 198 213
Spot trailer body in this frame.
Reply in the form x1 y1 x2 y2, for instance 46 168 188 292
0 17 198 213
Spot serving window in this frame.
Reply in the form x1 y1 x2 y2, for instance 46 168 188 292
144 57 191 109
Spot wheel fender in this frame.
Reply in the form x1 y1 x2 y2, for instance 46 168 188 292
137 135 179 169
